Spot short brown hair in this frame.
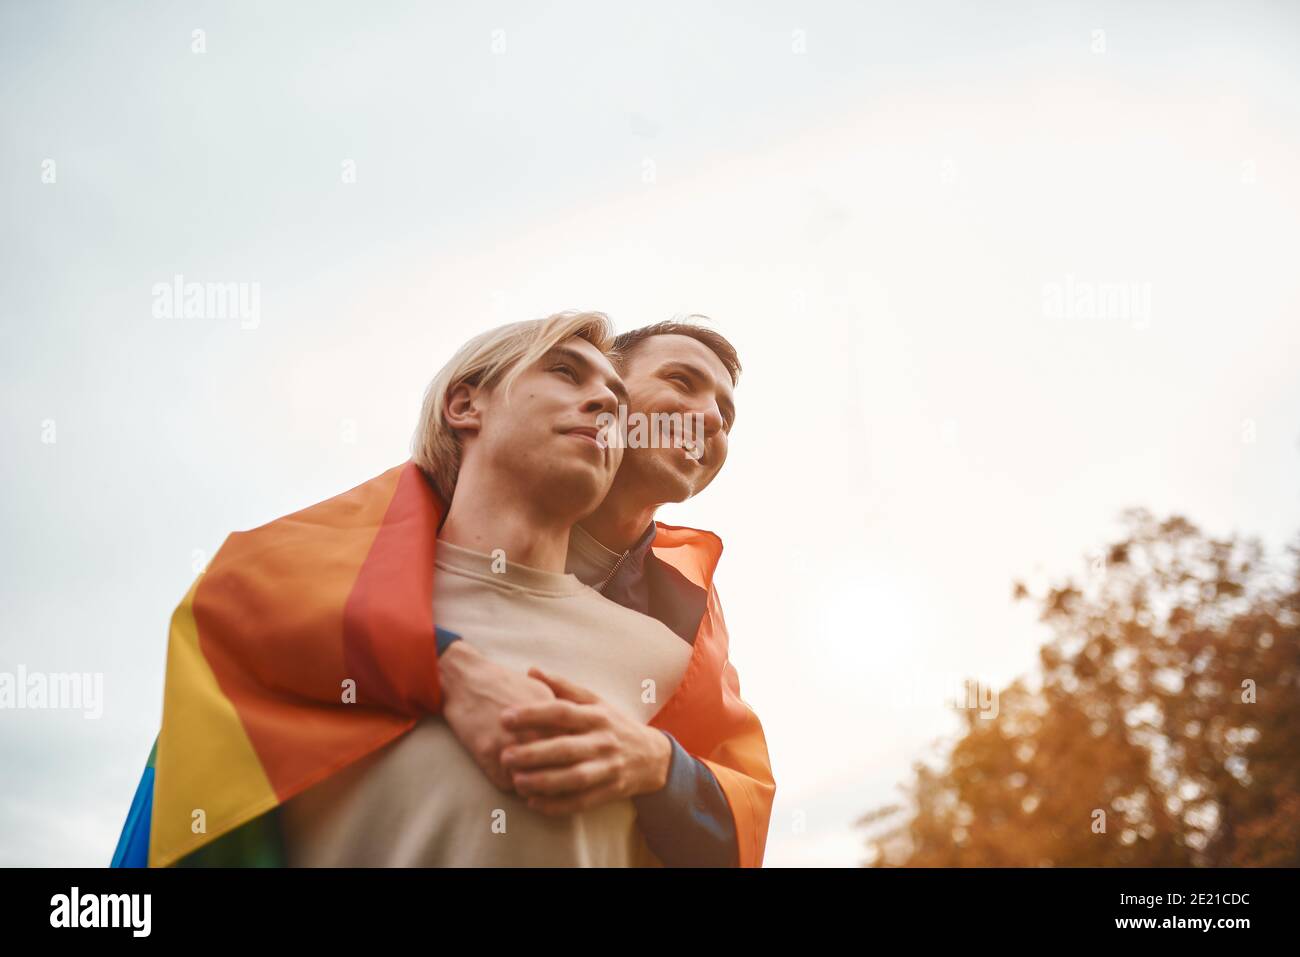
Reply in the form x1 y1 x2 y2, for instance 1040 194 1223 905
611 315 741 385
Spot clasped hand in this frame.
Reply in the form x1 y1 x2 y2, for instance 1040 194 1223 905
440 642 671 815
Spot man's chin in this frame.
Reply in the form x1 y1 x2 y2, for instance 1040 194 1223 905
534 469 612 518
638 457 699 505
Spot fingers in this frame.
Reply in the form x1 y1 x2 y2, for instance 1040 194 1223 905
502 700 601 735
501 731 612 771
511 757 618 799
498 720 551 753
528 667 601 704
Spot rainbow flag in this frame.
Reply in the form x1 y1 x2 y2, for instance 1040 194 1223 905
112 460 774 867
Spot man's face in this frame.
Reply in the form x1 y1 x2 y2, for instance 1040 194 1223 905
615 333 736 504
469 336 628 518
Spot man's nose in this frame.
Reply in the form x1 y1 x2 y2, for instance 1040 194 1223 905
581 383 621 417
697 402 725 437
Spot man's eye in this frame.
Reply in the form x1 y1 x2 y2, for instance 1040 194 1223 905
551 364 578 381
667 373 690 387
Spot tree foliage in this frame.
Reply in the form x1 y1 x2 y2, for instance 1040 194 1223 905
861 510 1300 866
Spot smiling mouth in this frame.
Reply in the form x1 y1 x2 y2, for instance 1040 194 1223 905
682 440 706 466
563 427 607 451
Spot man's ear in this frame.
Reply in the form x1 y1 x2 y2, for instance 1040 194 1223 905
443 382 483 436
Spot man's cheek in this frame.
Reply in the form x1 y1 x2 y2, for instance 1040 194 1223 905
705 451 727 483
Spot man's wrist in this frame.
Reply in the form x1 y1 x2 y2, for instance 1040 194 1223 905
646 728 674 793
631 730 740 867
437 635 474 694
435 625 463 659
440 641 470 665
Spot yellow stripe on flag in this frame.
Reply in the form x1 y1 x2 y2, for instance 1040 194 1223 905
151 571 278 867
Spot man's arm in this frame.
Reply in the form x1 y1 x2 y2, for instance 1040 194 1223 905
689 653 775 869
630 729 739 866
429 631 749 865
500 668 742 866
436 633 556 791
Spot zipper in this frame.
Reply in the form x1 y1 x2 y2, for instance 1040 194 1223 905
596 549 630 594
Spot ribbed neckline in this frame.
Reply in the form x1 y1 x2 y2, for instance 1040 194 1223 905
434 537 587 597
568 524 624 577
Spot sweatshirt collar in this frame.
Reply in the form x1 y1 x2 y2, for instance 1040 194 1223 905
567 520 659 592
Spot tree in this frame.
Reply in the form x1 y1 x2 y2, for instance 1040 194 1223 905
861 510 1300 867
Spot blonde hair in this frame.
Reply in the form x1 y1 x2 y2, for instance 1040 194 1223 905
411 310 615 501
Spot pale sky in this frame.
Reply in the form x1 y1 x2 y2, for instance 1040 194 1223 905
3 0 1299 866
